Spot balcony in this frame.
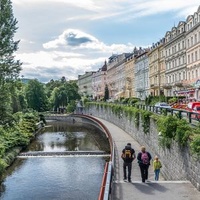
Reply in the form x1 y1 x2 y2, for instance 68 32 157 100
174 82 183 87
163 84 172 89
136 87 144 92
150 84 159 89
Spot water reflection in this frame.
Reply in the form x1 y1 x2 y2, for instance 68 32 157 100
26 121 110 153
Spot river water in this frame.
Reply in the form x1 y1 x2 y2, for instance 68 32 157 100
0 121 110 200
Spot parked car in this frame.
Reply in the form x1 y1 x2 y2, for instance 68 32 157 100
191 105 200 120
187 102 200 112
154 102 172 111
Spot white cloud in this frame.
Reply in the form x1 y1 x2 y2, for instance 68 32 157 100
43 29 134 54
16 29 134 81
13 0 199 21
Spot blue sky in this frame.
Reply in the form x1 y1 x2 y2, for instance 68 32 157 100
12 0 200 83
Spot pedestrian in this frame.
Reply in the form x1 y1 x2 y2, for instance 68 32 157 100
153 155 162 181
137 146 152 183
121 143 136 182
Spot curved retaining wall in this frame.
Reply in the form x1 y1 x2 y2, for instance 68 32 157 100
86 105 200 191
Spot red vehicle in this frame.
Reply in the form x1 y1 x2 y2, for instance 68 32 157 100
187 102 200 120
187 102 200 111
192 105 200 119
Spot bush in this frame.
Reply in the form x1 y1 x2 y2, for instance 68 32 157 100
0 159 8 177
190 135 200 156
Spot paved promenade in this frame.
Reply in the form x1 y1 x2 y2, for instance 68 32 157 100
96 117 200 200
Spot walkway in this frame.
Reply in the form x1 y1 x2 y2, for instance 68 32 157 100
96 117 200 200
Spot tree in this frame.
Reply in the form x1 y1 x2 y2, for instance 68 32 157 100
0 0 22 124
104 84 109 101
49 80 80 112
25 79 49 112
0 0 21 85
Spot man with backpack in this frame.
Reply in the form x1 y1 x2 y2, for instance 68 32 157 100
121 143 136 182
137 146 152 183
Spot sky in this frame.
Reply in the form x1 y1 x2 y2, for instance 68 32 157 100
12 0 200 83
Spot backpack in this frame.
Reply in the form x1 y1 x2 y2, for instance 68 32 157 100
124 149 132 160
141 152 149 165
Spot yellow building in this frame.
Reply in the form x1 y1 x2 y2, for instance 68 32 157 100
148 39 165 97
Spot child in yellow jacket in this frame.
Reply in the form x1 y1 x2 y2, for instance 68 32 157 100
153 156 162 181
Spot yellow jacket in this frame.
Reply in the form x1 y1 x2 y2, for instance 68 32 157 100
153 160 162 170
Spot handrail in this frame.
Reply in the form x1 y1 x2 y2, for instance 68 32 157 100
98 162 109 200
103 161 112 200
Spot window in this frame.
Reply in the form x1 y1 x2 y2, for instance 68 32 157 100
195 51 198 61
178 43 180 50
182 41 184 49
190 22 192 29
195 34 197 44
188 39 190 48
188 55 190 64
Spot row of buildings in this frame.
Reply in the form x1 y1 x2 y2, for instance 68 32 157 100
78 6 200 101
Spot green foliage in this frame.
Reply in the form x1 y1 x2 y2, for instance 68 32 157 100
0 111 39 160
157 115 193 148
157 115 177 139
66 101 76 113
0 0 22 86
128 97 140 105
134 110 140 129
190 135 200 156
175 119 192 146
0 159 8 176
141 110 151 134
0 86 13 126
104 84 109 101
168 97 177 104
25 79 49 112
158 136 172 149
18 112 38 136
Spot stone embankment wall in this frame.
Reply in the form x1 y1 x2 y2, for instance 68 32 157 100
86 105 200 191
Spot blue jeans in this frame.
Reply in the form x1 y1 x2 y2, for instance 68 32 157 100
154 169 160 181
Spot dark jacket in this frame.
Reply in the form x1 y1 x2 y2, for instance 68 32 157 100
121 145 135 163
137 151 152 166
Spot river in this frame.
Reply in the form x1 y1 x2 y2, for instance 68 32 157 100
0 121 110 200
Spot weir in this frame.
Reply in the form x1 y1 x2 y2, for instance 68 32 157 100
18 151 110 158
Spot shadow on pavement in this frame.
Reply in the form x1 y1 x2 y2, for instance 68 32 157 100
130 182 168 195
